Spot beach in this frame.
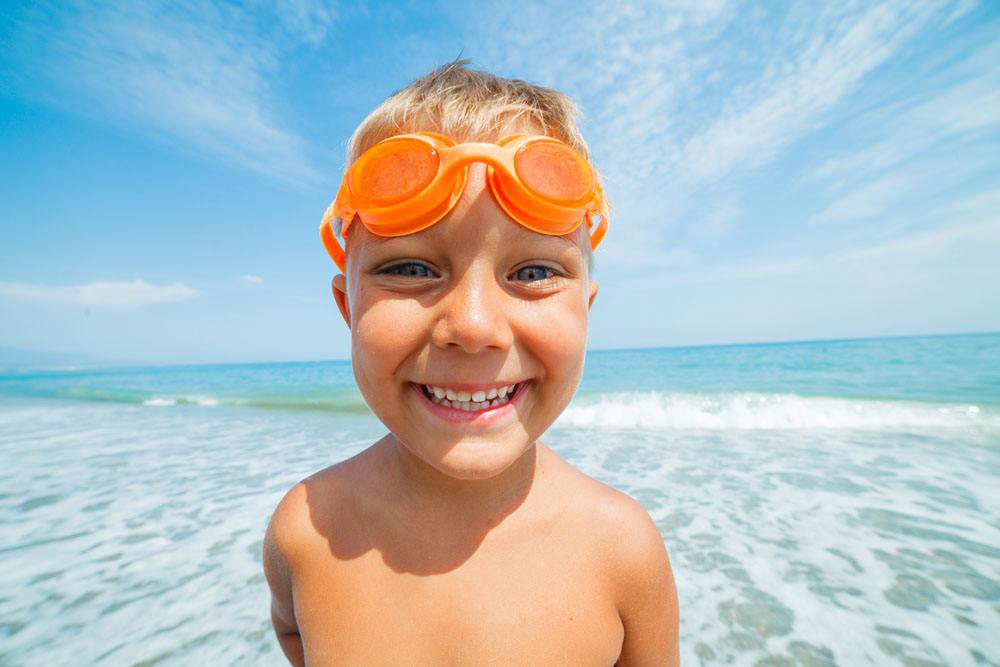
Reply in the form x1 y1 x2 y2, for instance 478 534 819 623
1 333 998 665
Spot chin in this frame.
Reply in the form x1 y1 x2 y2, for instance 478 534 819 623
435 439 533 481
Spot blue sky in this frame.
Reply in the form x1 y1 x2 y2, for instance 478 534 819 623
1 1 998 365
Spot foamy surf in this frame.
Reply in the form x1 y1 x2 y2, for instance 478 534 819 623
142 395 219 407
557 391 997 431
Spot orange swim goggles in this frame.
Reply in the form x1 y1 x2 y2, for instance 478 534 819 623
319 132 609 271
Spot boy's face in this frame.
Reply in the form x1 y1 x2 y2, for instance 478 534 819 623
332 138 599 481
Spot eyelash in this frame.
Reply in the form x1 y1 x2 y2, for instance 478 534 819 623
379 263 558 283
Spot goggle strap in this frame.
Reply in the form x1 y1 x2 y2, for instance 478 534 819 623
320 219 346 272
588 210 608 250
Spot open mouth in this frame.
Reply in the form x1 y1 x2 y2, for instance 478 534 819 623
418 381 526 412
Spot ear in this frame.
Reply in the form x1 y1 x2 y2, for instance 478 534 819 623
332 274 351 328
588 279 599 310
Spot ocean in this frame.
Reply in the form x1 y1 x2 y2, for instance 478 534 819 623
1 333 998 665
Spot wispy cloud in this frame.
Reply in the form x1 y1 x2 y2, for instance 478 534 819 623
461 0 979 274
805 41 999 236
844 218 1000 260
242 274 264 285
678 3 949 182
690 202 740 238
812 39 1000 190
471 3 964 186
0 280 198 308
663 189 1000 286
840 189 1000 259
815 174 912 223
9 0 335 184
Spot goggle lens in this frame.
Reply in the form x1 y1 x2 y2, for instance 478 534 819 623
352 140 439 206
514 140 593 204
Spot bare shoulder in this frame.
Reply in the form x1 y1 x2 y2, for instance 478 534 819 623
262 451 376 641
264 453 370 569
546 452 668 566
549 455 679 666
263 468 329 602
264 476 316 569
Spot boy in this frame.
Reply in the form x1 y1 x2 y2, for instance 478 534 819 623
263 62 679 665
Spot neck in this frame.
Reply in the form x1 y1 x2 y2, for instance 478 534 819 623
377 434 538 529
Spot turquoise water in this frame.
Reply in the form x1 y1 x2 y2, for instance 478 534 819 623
1 333 998 665
4 332 999 409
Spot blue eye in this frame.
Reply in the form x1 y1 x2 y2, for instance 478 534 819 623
384 262 432 278
513 266 556 282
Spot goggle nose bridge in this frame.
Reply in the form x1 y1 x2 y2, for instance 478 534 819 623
434 142 512 180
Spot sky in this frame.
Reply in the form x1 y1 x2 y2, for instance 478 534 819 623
1 0 998 365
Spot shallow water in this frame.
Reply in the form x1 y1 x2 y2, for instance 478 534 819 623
1 333 998 665
549 423 999 666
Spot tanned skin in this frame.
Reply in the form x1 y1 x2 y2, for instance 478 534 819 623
264 130 679 665
264 438 678 665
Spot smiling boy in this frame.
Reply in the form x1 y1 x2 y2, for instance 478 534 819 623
263 62 679 665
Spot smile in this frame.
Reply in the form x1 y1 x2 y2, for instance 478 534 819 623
421 382 523 411
410 381 529 421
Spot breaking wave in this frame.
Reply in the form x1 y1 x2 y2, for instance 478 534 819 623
557 391 998 431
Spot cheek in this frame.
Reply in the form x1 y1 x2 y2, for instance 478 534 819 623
349 288 434 397
523 298 590 378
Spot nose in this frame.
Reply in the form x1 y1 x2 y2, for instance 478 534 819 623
431 263 514 354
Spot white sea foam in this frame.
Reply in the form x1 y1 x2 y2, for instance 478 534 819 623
143 395 220 407
185 395 220 407
557 391 998 431
142 397 176 406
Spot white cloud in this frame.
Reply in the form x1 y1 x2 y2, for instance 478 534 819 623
242 274 264 284
843 218 1000 260
679 3 942 182
815 174 911 223
941 0 980 26
691 202 739 238
460 0 969 269
0 280 198 308
662 191 1000 286
469 2 955 192
840 190 1000 259
11 1 335 183
459 1 733 181
811 40 1000 189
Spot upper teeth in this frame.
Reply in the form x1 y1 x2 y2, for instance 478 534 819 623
424 384 517 403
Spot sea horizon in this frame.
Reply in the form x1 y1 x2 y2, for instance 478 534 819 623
3 328 998 374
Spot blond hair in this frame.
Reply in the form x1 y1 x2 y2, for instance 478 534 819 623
345 60 590 167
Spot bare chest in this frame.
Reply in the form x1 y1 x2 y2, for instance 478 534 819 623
292 544 624 665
